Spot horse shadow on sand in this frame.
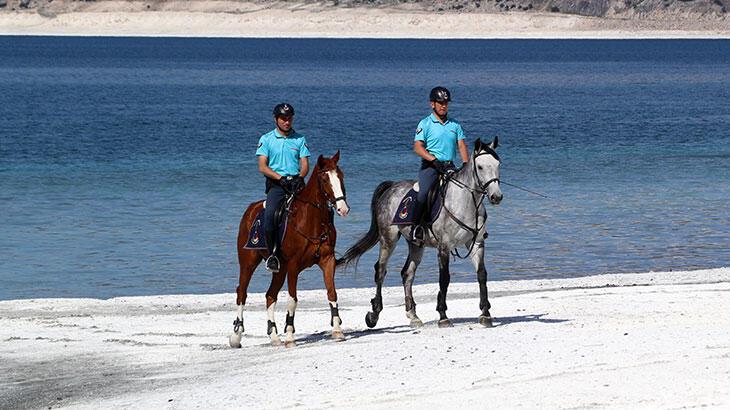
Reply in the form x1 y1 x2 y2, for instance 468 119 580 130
292 325 415 347
437 313 570 327
290 312 569 347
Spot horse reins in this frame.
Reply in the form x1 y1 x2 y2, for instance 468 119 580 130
289 168 346 259
433 148 500 259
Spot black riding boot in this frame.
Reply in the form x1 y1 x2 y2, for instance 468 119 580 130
264 229 280 273
411 200 426 245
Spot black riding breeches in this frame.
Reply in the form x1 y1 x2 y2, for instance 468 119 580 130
264 185 286 233
417 167 438 205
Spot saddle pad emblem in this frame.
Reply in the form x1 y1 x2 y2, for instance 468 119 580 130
398 197 412 219
391 188 443 225
243 207 289 250
250 220 261 245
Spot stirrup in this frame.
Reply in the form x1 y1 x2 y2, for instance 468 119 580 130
266 255 280 273
411 225 425 245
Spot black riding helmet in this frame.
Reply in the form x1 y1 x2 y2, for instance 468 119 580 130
429 87 451 103
273 103 295 118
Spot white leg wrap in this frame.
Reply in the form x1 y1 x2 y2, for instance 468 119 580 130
287 296 297 316
267 302 280 342
267 302 276 322
330 301 342 331
285 296 297 341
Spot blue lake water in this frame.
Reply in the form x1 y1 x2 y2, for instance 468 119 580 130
1 37 729 300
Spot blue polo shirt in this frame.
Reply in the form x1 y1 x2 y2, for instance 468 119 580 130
255 129 311 176
414 113 465 162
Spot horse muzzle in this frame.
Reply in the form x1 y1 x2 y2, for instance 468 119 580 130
335 197 350 216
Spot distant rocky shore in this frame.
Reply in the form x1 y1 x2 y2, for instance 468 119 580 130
1 0 726 19
1 0 727 38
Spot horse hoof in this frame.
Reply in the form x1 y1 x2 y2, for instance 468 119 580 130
410 318 423 328
438 319 453 328
284 340 296 348
365 312 379 328
332 330 345 340
229 333 242 348
479 315 494 328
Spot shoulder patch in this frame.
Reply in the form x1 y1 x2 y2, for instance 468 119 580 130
416 128 423 135
257 142 263 148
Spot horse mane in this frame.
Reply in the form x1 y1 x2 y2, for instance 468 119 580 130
299 161 324 200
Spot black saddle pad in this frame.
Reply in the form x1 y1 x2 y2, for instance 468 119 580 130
243 205 289 250
391 188 442 225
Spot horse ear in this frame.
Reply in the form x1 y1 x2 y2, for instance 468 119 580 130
317 154 324 167
474 138 482 152
332 150 340 163
489 136 499 149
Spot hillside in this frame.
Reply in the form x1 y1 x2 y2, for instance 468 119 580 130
1 0 726 19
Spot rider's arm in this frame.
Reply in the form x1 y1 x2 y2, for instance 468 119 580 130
413 141 436 162
456 123 469 164
258 156 282 180
298 137 311 178
299 157 309 178
458 139 469 164
414 120 436 162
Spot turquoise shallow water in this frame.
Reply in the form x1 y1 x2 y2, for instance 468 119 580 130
1 37 729 300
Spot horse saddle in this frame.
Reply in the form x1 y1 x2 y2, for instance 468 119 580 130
391 179 444 225
243 197 291 250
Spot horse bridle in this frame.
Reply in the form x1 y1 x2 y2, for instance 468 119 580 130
471 147 501 194
317 168 348 208
287 167 346 259
434 147 501 259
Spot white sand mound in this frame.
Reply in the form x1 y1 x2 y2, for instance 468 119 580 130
1 268 729 408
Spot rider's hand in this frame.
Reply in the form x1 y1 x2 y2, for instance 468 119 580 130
292 176 305 193
279 176 304 194
431 160 447 174
431 159 445 174
279 176 294 193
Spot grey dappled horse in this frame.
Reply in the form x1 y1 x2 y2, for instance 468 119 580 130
337 137 502 328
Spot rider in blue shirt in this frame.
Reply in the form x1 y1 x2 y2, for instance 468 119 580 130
411 87 469 244
255 103 311 272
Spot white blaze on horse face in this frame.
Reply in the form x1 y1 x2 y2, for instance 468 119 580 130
327 170 349 216
475 154 502 201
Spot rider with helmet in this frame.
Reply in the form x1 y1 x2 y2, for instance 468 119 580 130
255 103 311 272
411 86 470 244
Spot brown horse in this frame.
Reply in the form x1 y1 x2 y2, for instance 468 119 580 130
229 152 350 348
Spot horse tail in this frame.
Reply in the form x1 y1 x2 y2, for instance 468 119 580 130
336 181 394 268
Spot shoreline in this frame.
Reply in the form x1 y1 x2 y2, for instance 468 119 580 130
1 267 729 408
1 9 729 39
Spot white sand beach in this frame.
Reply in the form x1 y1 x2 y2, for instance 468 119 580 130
1 268 729 408
0 2 729 38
